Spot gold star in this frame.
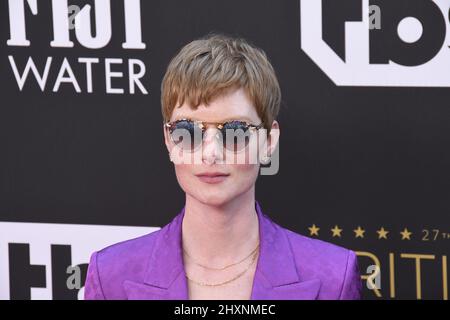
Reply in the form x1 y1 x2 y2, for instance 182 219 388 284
376 227 389 239
353 226 365 238
400 228 412 240
331 225 343 238
308 224 320 237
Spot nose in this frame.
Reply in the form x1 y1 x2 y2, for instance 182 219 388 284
202 128 223 165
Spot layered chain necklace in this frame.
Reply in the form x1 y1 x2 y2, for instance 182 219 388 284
183 243 260 287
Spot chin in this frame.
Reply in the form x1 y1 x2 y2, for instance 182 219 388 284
192 191 233 207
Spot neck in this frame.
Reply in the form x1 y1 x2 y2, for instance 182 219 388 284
181 187 260 266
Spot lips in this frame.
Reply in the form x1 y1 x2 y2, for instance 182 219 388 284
196 172 230 184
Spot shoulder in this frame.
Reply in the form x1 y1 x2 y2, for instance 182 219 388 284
84 229 161 299
283 226 351 267
279 224 362 299
96 229 160 270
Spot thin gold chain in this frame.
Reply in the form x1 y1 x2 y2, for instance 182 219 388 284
183 243 260 271
185 247 259 287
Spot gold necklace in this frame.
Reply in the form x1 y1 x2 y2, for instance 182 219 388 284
183 243 259 271
185 247 259 287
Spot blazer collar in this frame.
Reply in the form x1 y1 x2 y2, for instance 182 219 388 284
123 201 321 300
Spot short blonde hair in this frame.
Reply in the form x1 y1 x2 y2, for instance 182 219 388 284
161 33 281 133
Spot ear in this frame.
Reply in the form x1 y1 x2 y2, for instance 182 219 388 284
163 123 172 154
267 120 280 156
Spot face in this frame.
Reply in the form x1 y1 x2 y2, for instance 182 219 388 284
163 87 280 207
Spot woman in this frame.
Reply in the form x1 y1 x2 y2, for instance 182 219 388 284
84 33 362 300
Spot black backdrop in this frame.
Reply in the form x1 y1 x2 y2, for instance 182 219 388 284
1 0 449 300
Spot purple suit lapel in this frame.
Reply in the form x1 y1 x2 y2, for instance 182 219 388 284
123 201 321 300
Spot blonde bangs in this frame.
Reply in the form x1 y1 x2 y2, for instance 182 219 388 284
161 33 281 131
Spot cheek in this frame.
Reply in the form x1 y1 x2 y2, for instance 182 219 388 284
229 163 259 187
232 163 258 174
173 164 194 190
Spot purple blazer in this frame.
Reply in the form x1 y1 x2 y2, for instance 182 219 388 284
84 201 362 300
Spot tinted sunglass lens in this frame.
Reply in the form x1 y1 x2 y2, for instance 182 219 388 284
222 121 250 152
170 120 203 151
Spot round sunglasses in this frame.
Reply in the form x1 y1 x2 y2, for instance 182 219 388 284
164 118 264 152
